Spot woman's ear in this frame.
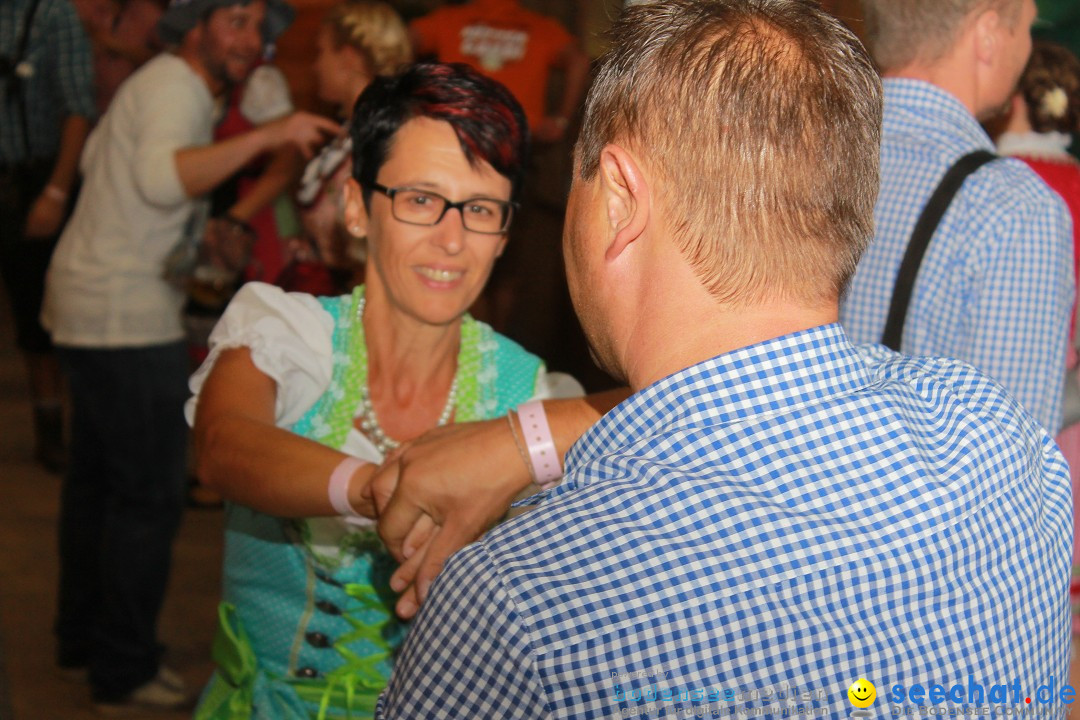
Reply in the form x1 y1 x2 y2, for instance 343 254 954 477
342 178 368 237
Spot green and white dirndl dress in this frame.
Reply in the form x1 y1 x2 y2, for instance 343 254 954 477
187 283 566 719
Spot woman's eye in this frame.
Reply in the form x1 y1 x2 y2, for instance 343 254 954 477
466 203 494 216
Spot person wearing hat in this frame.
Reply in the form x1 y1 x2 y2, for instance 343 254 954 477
40 0 338 713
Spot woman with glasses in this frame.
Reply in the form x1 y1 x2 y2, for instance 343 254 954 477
185 62 581 719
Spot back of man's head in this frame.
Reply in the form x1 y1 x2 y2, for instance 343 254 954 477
863 0 1025 72
576 0 881 306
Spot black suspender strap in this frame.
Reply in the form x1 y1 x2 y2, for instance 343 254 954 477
7 0 45 159
12 0 43 72
880 150 999 351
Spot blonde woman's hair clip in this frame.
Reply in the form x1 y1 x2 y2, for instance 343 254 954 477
1041 87 1069 119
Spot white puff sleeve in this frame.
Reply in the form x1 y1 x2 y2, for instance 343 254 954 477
239 65 294 124
186 282 336 428
530 369 584 401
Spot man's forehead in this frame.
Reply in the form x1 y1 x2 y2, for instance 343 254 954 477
208 0 265 21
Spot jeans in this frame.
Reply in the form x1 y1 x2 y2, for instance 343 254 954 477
55 342 189 701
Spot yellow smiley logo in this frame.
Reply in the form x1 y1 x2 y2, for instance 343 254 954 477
848 679 876 708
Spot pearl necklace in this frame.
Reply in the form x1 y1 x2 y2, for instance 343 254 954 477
354 294 459 454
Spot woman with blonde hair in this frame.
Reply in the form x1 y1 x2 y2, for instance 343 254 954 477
283 0 412 295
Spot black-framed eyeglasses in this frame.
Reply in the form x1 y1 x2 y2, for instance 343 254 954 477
368 183 515 235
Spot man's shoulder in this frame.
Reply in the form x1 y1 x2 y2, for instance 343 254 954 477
945 155 1071 241
112 54 209 112
971 154 1067 207
127 53 194 84
856 344 1044 435
880 136 1068 226
39 0 84 29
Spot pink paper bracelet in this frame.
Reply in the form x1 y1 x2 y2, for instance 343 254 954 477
328 456 368 521
516 400 562 489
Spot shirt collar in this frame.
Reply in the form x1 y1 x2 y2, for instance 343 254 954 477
882 77 994 153
550 324 873 497
997 130 1075 161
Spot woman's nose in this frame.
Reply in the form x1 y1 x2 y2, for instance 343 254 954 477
431 208 466 254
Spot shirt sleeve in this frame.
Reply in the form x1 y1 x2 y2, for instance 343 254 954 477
375 542 551 719
185 282 335 428
131 64 209 207
964 181 1074 434
239 65 294 124
51 0 97 121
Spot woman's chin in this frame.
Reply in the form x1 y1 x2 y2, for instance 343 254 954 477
379 295 474 329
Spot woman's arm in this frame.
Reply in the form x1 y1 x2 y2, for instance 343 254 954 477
193 346 375 518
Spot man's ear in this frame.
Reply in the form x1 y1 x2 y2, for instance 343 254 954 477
972 8 1002 65
342 178 369 238
597 144 650 263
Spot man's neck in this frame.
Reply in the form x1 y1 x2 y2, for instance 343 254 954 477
617 259 839 391
886 67 979 115
882 38 1001 120
175 49 227 98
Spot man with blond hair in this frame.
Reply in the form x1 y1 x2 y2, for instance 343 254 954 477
373 1 1071 717
840 0 1074 434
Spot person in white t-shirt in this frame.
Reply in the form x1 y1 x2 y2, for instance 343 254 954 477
40 0 338 712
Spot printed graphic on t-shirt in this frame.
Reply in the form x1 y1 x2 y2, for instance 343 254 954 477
459 24 528 72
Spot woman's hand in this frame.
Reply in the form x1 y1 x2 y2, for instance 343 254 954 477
368 419 534 618
368 392 625 619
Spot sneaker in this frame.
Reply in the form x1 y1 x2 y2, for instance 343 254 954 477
93 666 191 716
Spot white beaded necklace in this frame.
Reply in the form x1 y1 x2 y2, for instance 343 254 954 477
354 294 459 454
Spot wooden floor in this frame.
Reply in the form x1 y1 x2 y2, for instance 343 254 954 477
0 292 223 720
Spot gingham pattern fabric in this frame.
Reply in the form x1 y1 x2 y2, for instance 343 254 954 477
376 324 1071 720
840 78 1074 435
0 0 95 162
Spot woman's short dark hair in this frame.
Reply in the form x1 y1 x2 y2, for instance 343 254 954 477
349 62 530 202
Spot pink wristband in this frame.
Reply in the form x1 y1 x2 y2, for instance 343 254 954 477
328 456 367 521
516 400 562 489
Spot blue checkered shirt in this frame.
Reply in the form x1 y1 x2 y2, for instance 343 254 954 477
376 324 1071 719
0 0 95 163
840 79 1074 435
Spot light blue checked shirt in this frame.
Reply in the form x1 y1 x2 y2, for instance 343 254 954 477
840 79 1074 435
0 0 95 163
376 324 1071 719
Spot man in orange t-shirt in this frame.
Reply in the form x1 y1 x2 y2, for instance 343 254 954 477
411 0 589 143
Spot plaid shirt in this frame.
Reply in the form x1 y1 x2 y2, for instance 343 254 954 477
840 78 1074 434
0 0 95 163
376 324 1071 719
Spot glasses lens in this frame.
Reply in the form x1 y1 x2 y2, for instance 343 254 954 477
392 189 446 225
460 199 510 233
389 188 511 233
